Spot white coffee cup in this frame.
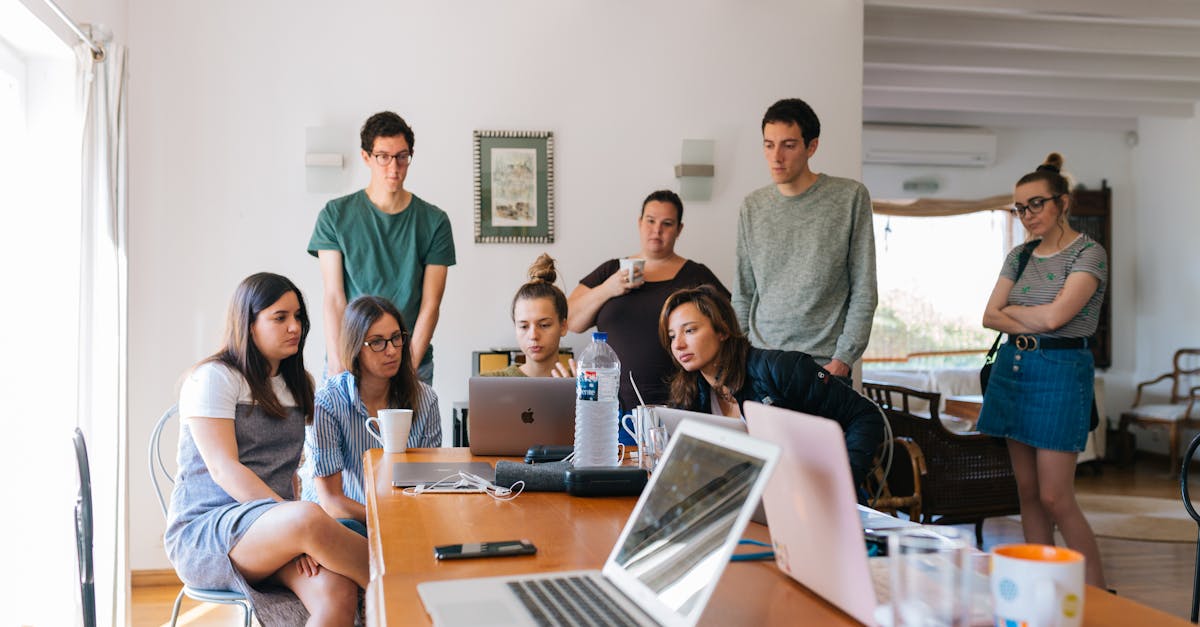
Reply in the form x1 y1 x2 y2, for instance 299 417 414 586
991 544 1085 627
619 258 645 287
365 409 413 453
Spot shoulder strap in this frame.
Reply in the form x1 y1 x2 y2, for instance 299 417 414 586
1014 240 1039 281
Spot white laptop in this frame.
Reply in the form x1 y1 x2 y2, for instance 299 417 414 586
418 420 781 627
655 406 747 436
468 377 575 455
743 401 878 625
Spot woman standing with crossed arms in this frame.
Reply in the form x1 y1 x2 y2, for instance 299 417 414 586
979 153 1107 587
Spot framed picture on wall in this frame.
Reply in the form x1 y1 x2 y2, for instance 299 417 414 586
473 130 555 243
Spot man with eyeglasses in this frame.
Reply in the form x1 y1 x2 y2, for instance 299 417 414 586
733 98 877 382
308 111 456 384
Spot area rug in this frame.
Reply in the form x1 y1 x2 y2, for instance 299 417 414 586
1007 494 1198 542
1075 494 1196 543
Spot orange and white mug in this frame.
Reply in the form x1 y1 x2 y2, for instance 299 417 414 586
991 544 1084 627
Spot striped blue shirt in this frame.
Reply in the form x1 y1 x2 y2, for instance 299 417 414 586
301 370 442 505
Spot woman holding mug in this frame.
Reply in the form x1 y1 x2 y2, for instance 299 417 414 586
979 152 1107 587
569 190 728 419
658 285 883 491
303 295 442 530
166 273 365 624
482 253 573 378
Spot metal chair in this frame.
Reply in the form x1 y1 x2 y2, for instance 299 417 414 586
1180 433 1200 623
149 405 254 627
73 428 96 627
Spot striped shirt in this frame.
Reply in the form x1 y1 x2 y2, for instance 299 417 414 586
301 370 442 505
1000 233 1107 338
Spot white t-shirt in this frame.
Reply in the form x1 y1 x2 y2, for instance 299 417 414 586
179 361 297 420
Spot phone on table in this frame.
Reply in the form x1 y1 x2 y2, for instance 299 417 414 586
434 540 538 560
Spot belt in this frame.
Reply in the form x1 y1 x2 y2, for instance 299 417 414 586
1008 335 1090 351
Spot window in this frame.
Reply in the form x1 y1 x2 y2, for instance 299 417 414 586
864 207 1023 369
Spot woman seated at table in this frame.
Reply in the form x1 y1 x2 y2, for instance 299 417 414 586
166 272 366 624
304 295 442 529
482 253 573 378
658 285 884 490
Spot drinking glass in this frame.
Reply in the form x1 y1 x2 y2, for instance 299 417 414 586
888 527 970 626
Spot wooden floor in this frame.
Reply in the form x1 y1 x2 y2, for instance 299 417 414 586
131 455 1200 626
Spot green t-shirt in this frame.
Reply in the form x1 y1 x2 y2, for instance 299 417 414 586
308 190 456 365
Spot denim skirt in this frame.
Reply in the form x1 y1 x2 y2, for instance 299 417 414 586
977 343 1094 452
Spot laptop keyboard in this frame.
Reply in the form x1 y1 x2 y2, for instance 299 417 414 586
507 575 649 627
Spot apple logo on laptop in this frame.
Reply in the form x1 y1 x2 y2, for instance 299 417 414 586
521 408 535 424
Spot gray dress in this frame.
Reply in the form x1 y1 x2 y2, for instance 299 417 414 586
164 402 310 625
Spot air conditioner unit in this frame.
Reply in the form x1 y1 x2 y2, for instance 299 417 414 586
863 124 997 167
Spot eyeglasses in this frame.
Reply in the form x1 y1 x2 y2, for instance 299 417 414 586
371 151 413 167
1012 194 1062 218
364 331 406 352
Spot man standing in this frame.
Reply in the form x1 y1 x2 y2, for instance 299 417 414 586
733 98 877 378
309 111 455 384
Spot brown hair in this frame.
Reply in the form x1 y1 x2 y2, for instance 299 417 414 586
1016 152 1074 246
201 272 315 423
511 253 568 322
658 285 750 408
339 296 423 411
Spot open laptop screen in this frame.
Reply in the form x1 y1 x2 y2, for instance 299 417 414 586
613 433 766 617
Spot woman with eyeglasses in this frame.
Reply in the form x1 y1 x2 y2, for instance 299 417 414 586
167 273 365 624
482 253 574 377
302 295 442 531
979 152 1107 587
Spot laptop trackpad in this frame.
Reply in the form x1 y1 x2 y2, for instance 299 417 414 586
435 599 520 626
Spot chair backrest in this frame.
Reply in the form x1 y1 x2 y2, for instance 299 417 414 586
73 428 97 627
862 380 943 422
149 405 180 520
1170 349 1200 404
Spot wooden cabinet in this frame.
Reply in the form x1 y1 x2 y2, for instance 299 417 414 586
1071 184 1112 369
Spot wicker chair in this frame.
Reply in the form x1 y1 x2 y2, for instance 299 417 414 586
862 380 1020 546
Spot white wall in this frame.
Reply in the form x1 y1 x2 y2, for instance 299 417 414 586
123 0 866 570
863 127 1137 416
1127 106 1200 451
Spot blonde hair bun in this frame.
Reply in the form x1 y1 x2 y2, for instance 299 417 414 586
527 253 558 285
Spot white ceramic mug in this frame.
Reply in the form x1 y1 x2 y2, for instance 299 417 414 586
365 409 413 453
619 257 645 287
991 544 1084 627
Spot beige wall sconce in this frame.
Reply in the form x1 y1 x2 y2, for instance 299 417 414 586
675 139 714 201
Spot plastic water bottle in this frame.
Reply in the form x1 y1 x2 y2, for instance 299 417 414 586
575 332 621 466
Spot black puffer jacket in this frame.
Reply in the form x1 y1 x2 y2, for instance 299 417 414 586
687 347 884 491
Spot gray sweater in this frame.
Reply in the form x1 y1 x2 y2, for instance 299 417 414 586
733 174 878 365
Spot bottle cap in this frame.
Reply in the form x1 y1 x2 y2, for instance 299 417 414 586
592 332 608 342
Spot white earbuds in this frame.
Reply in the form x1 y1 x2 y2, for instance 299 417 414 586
402 471 525 501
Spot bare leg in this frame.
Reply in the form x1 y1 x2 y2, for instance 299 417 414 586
1035 448 1107 588
1007 439 1053 545
228 501 369 588
272 556 359 627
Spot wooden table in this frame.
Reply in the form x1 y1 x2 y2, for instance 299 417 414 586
363 448 1190 626
944 394 984 422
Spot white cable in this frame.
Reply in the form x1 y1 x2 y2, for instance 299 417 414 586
401 472 525 501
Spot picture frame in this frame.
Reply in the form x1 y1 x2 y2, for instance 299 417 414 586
473 130 555 243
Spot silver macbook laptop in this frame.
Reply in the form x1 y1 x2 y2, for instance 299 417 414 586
469 377 575 455
418 420 781 627
743 401 878 625
655 406 747 435
655 406 765 524
392 461 496 488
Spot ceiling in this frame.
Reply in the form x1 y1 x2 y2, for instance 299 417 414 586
863 0 1200 131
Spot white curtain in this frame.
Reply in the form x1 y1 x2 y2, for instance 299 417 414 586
76 26 128 627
